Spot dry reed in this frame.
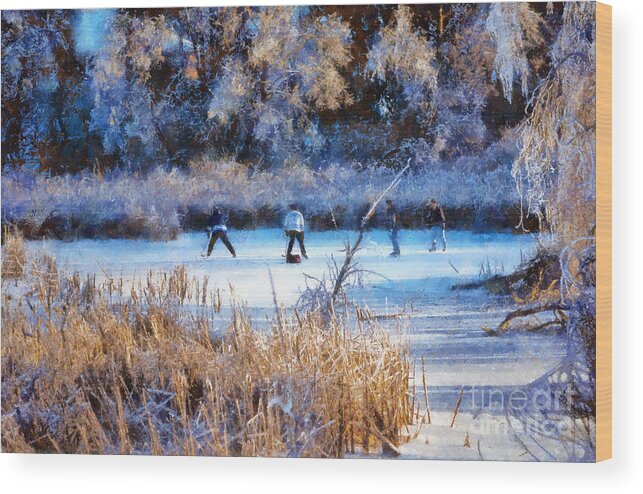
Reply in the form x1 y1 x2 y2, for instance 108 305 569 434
1 227 26 280
1 258 415 457
2 153 518 240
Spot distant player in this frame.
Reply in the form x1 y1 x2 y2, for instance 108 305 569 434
385 199 401 257
205 207 236 257
283 204 308 259
425 198 447 252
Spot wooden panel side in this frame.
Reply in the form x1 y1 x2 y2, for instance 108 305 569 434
595 1 612 463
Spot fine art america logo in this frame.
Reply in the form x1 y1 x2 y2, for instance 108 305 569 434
465 383 581 437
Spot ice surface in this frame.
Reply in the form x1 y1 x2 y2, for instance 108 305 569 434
23 228 571 460
25 228 565 388
25 228 531 306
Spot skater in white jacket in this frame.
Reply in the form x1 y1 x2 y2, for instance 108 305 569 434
283 204 308 259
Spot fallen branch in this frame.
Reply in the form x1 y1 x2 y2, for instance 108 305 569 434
526 319 564 333
482 302 565 336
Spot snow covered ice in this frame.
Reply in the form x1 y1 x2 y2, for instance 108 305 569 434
21 228 571 460
24 228 565 389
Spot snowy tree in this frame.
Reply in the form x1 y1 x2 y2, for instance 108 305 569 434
366 5 438 118
513 2 596 240
431 4 496 160
207 6 354 163
1 10 83 170
485 2 545 103
90 13 179 168
0 5 568 172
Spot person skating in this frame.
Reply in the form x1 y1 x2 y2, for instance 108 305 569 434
283 204 308 259
425 198 447 252
205 207 236 257
385 199 401 257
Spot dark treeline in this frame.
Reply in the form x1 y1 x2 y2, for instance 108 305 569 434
2 3 565 173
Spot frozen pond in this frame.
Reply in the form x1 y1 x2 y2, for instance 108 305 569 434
21 228 572 460
24 228 566 393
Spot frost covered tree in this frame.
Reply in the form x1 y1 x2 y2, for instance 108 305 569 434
367 5 438 112
169 7 251 158
89 13 179 169
485 2 545 104
1 10 84 170
363 4 517 164
512 2 596 241
507 4 598 453
366 5 438 142
0 4 569 172
429 4 495 160
207 6 353 164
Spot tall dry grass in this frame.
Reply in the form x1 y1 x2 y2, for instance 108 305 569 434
1 258 416 456
1 227 26 279
1 151 519 240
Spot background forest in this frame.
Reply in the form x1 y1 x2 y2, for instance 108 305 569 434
2 3 595 241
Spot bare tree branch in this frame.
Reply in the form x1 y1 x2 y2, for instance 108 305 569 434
328 162 410 306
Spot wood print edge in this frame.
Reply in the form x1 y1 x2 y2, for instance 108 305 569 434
595 1 612 463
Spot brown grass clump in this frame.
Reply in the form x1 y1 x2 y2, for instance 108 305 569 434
1 260 415 457
1 227 26 280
